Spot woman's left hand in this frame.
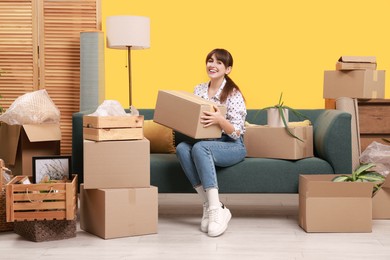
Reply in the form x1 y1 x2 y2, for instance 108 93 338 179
200 105 223 128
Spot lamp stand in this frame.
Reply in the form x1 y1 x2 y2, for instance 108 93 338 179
127 45 132 108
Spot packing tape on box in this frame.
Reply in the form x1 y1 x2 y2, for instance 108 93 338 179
373 70 378 82
371 91 378 99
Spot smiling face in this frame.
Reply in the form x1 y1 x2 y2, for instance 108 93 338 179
206 53 232 81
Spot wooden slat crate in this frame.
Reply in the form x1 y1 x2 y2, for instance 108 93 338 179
83 115 144 141
358 99 390 152
6 175 77 222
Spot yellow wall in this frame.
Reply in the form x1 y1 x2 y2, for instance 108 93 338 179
102 0 390 109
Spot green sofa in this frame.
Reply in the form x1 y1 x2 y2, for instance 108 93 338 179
72 109 352 193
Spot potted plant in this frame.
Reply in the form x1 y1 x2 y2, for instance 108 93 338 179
332 163 385 194
260 92 309 142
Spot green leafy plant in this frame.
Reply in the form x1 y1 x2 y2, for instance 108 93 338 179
333 163 385 194
259 92 309 142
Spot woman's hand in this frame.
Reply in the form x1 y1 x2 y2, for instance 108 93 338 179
200 105 223 128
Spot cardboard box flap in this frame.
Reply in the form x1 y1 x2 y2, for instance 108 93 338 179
0 124 21 165
338 56 376 64
23 124 61 142
300 175 373 198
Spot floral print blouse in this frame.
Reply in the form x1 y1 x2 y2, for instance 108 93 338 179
193 78 247 139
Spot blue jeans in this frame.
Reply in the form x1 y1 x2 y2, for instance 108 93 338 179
176 134 246 190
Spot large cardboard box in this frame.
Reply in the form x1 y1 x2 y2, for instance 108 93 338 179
373 176 390 219
0 123 61 176
153 90 227 139
299 174 373 233
336 56 377 70
323 70 385 99
83 138 150 189
244 125 313 160
83 115 144 141
80 184 158 239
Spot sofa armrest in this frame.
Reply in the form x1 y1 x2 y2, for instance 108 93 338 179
313 110 352 174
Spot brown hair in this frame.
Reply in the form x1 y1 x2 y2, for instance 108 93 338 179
206 48 245 103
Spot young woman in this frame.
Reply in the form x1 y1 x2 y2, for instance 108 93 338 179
176 48 247 237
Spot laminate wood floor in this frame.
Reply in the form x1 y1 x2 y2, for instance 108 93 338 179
1 194 390 260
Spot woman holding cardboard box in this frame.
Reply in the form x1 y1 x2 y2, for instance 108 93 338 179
176 48 247 237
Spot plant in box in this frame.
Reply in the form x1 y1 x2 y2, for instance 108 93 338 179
256 92 310 142
333 163 385 194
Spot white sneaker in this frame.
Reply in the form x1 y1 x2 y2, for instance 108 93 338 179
200 202 209 233
207 203 232 237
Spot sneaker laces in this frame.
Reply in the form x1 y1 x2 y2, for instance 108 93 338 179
208 207 220 223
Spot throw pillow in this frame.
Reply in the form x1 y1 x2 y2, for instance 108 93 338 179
143 120 175 153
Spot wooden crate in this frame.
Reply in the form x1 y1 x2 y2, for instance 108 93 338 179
325 98 390 152
83 115 144 141
6 175 77 222
358 99 390 151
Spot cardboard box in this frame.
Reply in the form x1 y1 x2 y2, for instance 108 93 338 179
83 115 144 141
83 138 150 189
153 90 227 139
299 174 373 233
323 70 385 99
80 184 158 239
0 123 61 176
336 56 377 70
244 125 313 159
373 176 390 219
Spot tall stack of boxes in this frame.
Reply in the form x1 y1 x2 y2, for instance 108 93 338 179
299 56 389 233
80 114 158 239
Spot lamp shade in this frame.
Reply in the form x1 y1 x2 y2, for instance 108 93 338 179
106 16 150 50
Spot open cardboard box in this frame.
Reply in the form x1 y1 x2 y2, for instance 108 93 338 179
0 123 61 176
336 56 377 70
299 174 373 233
244 124 313 160
153 90 227 139
373 175 390 219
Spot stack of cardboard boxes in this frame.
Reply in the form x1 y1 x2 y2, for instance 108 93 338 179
299 56 389 233
324 56 385 99
80 114 158 239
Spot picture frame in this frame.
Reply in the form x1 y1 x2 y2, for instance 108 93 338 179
32 155 72 184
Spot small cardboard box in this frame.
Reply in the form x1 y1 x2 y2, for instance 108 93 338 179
80 184 158 239
0 123 61 176
323 70 385 99
83 138 150 189
153 90 227 139
299 174 373 233
244 125 313 160
373 176 390 219
336 56 377 70
83 115 144 141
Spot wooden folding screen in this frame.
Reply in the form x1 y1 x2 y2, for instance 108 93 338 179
0 0 101 155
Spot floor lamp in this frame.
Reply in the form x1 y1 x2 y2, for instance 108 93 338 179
106 16 150 112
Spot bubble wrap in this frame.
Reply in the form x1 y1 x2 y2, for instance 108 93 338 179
0 89 60 125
